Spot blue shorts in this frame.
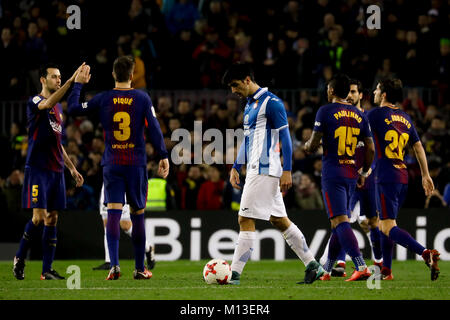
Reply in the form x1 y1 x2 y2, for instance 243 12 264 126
349 175 378 219
321 178 356 219
376 183 408 220
103 165 148 210
22 166 66 211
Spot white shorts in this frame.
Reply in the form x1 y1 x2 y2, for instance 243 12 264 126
238 173 287 221
99 184 131 221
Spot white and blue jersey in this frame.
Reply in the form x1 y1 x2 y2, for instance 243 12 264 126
236 87 290 178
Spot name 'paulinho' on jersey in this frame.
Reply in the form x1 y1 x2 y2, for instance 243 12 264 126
25 95 64 172
243 87 288 178
367 105 420 184
68 84 168 166
313 102 372 180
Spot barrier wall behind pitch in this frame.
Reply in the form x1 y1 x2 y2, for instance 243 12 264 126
4 209 450 261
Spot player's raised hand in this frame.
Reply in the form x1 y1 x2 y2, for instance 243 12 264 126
75 64 91 84
69 62 86 83
230 168 241 190
280 171 292 193
71 168 84 187
422 175 434 197
158 158 170 179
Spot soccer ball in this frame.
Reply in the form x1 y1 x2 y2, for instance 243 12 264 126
203 258 232 285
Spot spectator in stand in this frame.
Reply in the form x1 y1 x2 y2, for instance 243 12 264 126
0 27 22 99
197 164 224 210
192 27 232 88
182 165 204 210
24 21 47 94
293 173 323 210
176 99 195 131
165 0 199 36
3 169 24 213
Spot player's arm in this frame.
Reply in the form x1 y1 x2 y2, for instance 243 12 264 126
230 139 245 190
37 63 85 110
357 136 375 188
304 106 324 154
67 65 94 116
266 98 292 192
357 115 375 187
62 145 84 187
145 101 170 179
413 141 434 197
304 130 323 154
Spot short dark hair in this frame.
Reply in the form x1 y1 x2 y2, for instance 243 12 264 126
349 79 363 93
113 55 135 82
222 63 255 86
379 78 403 103
39 63 59 78
328 73 350 99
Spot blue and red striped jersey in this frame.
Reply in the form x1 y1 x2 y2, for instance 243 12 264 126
25 95 64 172
68 83 168 166
367 106 420 184
313 102 372 180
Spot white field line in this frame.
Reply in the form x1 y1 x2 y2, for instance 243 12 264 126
1 286 450 291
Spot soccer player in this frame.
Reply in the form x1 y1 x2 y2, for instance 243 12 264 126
369 79 440 280
92 184 156 271
223 63 324 285
320 79 383 277
304 74 374 281
67 57 169 280
13 63 85 280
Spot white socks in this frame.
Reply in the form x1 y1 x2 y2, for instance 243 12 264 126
283 223 315 266
231 231 256 274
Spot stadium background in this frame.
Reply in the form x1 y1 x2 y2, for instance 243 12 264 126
0 0 448 260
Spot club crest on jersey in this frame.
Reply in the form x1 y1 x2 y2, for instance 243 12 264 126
32 96 42 104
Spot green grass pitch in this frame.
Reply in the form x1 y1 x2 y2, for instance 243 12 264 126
0 260 449 300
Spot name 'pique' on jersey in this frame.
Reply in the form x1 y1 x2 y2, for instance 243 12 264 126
25 95 65 172
242 87 289 178
367 105 420 184
313 102 372 180
67 83 168 166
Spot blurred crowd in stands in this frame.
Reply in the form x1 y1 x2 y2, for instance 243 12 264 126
0 0 449 212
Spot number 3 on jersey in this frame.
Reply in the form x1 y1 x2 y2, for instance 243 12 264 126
113 111 131 141
384 130 409 160
334 126 360 156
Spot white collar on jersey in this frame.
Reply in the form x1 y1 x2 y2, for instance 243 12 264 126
250 87 268 101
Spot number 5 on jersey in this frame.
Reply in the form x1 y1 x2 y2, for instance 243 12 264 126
334 126 360 156
113 111 131 141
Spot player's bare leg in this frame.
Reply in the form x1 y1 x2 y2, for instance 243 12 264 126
41 210 64 280
229 216 256 285
13 209 45 280
130 208 152 279
270 216 324 284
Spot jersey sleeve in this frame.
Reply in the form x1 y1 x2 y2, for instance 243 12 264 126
313 106 326 132
266 98 288 130
28 95 44 113
360 113 372 138
67 83 102 116
144 95 169 160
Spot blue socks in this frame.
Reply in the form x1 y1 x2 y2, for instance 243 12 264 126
381 232 394 270
130 213 146 271
324 229 342 272
335 222 366 270
370 227 383 261
106 209 122 267
42 225 57 273
389 226 425 256
16 220 40 260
